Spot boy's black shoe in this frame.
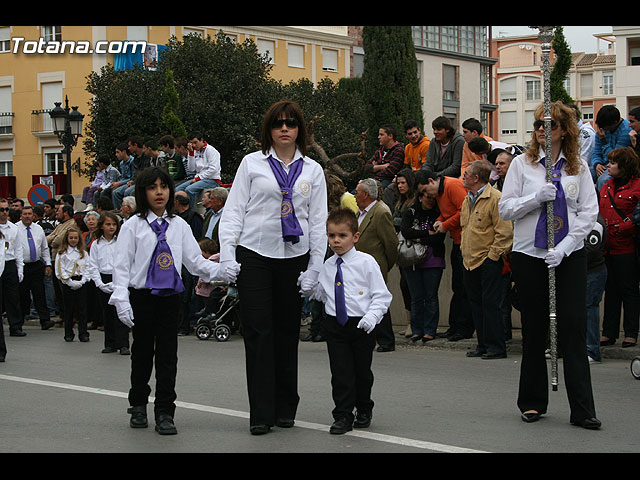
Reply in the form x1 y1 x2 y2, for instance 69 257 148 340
127 406 148 428
155 414 177 435
353 411 372 429
329 417 353 435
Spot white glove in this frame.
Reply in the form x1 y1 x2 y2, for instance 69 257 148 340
544 248 565 268
68 279 83 290
219 260 241 283
535 183 557 204
99 282 114 294
115 303 135 328
357 316 377 334
297 270 319 297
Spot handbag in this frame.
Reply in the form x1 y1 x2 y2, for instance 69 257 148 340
396 231 429 268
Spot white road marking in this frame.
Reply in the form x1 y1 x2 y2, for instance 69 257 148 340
0 373 488 453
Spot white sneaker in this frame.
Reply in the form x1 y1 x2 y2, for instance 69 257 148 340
588 356 601 364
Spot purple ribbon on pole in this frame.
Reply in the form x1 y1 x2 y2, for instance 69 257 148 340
145 218 185 296
534 157 569 249
266 155 304 244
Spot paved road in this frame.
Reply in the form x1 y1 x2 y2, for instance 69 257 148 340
1 324 639 453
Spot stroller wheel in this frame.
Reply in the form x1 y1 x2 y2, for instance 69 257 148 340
214 324 231 342
631 356 640 379
195 323 212 341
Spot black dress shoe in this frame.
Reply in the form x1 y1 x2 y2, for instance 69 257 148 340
312 335 325 342
448 333 466 342
600 338 615 346
330 417 353 435
155 414 177 435
41 320 56 330
275 418 295 428
482 352 507 359
571 417 601 430
521 411 542 423
101 347 117 353
127 406 148 428
353 411 372 429
376 345 395 352
79 334 90 342
119 347 131 355
250 424 271 435
301 333 314 342
9 330 26 337
466 349 485 357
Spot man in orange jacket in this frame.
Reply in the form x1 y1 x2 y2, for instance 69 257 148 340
403 120 430 172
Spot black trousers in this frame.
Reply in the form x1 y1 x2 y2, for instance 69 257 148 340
97 274 129 349
325 314 376 421
448 244 474 337
511 249 596 422
463 257 506 355
602 252 640 341
235 245 308 427
60 279 88 340
0 276 5 358
128 288 180 418
2 260 23 333
19 260 50 325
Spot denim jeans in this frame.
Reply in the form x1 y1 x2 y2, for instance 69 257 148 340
403 267 443 337
176 178 220 208
586 268 607 362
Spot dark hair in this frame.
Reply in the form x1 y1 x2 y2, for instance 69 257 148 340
144 137 158 151
33 205 44 217
261 100 308 156
468 137 490 154
462 118 483 134
379 124 397 140
128 136 144 149
404 120 420 132
198 237 219 254
44 198 57 209
97 154 111 167
432 116 455 138
596 105 621 129
61 194 75 206
94 211 121 241
189 132 204 141
175 136 188 149
96 195 114 212
327 207 358 235
629 106 640 120
134 166 176 218
414 169 439 186
61 204 74 219
608 147 640 181
159 135 175 149
115 142 129 153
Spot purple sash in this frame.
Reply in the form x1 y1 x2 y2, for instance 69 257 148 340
266 155 304 244
145 218 185 296
534 158 569 249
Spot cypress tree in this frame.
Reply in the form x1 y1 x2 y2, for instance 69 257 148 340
550 26 574 103
361 26 424 153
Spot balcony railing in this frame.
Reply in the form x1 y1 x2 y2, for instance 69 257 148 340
31 109 55 136
0 112 14 135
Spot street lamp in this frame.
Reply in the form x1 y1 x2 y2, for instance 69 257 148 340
49 95 84 194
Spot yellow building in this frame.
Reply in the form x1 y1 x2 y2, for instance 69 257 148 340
0 25 353 200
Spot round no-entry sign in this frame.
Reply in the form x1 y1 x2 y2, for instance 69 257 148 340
28 183 53 205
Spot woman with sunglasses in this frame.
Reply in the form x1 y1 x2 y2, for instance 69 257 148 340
499 101 601 429
219 100 328 435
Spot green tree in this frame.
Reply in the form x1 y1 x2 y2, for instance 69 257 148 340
551 26 573 103
161 70 187 138
361 26 423 154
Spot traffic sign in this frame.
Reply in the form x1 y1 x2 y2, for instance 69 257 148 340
27 183 53 205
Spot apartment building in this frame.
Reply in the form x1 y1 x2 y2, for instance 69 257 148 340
0 26 353 199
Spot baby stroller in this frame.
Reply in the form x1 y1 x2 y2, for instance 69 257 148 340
194 283 241 342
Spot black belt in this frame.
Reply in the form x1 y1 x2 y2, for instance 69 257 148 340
70 275 82 281
100 273 113 283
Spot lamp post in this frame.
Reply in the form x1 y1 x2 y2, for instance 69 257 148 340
49 95 84 195
530 25 559 391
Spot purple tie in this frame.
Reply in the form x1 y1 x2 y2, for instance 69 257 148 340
26 226 37 261
534 158 569 249
145 218 185 296
266 155 304 244
335 257 347 326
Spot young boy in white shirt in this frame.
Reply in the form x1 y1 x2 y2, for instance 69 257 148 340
309 208 392 434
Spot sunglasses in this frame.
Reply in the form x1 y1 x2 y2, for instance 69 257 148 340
271 118 299 129
0 207 9 212
533 119 559 131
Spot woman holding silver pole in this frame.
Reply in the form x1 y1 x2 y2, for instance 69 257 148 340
499 101 601 429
